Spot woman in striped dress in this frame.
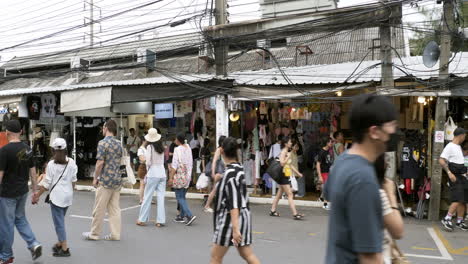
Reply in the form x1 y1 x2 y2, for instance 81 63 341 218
210 137 260 264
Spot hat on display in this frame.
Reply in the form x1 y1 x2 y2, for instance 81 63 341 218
5 120 21 133
229 112 240 122
454 127 466 137
145 128 161 143
52 138 67 150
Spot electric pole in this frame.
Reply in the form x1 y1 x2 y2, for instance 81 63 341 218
429 0 454 221
90 0 94 47
214 0 229 145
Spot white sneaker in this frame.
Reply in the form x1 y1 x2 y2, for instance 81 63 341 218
322 204 330 211
204 208 214 213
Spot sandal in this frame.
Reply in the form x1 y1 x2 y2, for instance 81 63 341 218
293 214 304 220
155 223 165 228
136 221 146 226
269 211 280 217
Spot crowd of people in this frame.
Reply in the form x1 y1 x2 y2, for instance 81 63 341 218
0 94 467 264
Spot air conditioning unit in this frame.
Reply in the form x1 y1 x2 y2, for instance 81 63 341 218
70 57 89 70
136 48 156 71
199 43 213 58
257 39 271 49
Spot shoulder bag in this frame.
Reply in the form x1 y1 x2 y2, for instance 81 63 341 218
266 158 283 183
173 148 189 189
45 161 69 204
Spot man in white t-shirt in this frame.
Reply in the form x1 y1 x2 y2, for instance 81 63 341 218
268 135 283 160
439 127 467 232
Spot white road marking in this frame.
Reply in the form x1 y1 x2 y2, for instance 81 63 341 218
405 227 453 261
70 215 109 222
121 205 141 212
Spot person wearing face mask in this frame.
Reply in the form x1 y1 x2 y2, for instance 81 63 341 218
439 127 467 232
323 94 399 264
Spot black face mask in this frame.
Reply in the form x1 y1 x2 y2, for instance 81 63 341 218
385 131 400 152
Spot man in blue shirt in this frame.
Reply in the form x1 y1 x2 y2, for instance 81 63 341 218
324 94 400 264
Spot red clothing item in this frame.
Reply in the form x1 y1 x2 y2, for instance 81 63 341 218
322 173 329 184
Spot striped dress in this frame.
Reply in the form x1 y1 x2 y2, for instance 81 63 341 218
213 163 252 247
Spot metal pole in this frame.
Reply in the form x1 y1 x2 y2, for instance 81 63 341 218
428 0 453 221
73 117 77 161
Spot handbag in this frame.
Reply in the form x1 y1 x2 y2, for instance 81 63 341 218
173 149 189 189
45 161 69 204
196 173 210 190
266 158 283 183
391 240 411 264
290 176 298 192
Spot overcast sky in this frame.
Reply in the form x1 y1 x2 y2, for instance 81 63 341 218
0 0 437 64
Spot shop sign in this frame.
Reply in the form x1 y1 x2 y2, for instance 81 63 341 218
434 131 445 143
154 103 173 119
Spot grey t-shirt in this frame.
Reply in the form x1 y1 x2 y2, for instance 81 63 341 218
324 152 383 264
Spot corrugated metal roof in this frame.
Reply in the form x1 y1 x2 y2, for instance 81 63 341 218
0 74 215 97
3 33 204 70
231 53 468 85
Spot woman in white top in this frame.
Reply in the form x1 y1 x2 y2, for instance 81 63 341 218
170 132 197 226
375 155 404 264
33 138 78 257
137 137 148 204
136 128 166 227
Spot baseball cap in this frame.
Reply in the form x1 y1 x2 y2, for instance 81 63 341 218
454 127 466 137
51 138 67 150
5 120 21 133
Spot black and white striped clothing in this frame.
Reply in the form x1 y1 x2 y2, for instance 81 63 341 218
213 163 252 247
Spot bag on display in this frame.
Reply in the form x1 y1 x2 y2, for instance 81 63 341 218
444 116 457 141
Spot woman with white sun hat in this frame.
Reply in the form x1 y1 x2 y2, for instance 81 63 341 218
136 128 167 227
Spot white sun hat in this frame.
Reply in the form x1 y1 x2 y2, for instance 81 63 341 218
145 128 161 143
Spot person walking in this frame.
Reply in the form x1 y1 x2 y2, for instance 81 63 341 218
32 138 78 257
333 131 345 157
137 137 148 204
374 155 404 264
204 136 227 213
269 136 304 220
210 137 260 264
0 120 43 264
169 132 197 226
82 119 123 241
439 127 467 231
317 137 334 210
136 128 166 227
127 128 141 171
200 138 212 206
324 94 399 264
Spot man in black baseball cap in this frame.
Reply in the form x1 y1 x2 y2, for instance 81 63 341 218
0 119 43 262
440 126 467 232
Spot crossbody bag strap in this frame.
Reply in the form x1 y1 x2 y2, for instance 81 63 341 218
49 160 69 194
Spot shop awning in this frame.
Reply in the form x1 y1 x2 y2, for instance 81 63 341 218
0 96 22 105
61 87 112 113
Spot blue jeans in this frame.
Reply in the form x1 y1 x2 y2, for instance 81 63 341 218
174 188 192 218
50 203 69 242
0 193 40 260
138 177 166 224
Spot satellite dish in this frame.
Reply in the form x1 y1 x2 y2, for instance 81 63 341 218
422 41 440 68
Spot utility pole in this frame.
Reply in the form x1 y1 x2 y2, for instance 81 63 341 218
429 0 454 221
214 0 229 145
90 0 94 47
379 1 399 183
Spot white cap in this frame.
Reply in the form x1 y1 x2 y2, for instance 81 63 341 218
52 138 67 150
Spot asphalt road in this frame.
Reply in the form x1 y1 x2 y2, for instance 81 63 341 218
8 191 468 264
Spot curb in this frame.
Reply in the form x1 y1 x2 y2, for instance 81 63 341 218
75 185 323 208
